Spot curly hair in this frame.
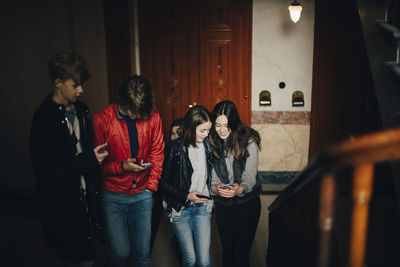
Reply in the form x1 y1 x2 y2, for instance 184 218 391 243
116 75 155 119
170 118 183 138
48 49 90 85
210 100 261 161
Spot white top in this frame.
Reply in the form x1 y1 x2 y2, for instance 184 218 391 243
168 142 213 221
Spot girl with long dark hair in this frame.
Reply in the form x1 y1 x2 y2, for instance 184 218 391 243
209 100 262 267
159 105 213 267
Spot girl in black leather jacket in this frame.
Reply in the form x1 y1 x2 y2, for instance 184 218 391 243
159 105 213 267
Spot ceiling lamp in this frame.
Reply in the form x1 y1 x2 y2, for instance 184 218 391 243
288 0 303 23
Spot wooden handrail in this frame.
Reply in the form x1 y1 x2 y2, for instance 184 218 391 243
326 128 400 167
269 128 400 214
268 127 400 267
316 127 400 267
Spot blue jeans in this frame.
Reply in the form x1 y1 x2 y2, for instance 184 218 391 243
102 189 153 267
171 204 211 267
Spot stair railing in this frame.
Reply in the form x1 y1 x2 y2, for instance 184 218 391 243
317 127 400 267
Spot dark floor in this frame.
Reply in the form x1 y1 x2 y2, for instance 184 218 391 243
0 185 282 267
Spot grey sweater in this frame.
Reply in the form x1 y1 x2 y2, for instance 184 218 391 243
211 141 259 196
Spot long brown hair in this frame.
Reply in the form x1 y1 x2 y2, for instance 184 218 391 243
181 105 211 147
210 100 260 161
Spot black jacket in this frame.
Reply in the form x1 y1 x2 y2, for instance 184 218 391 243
159 138 213 216
29 95 102 262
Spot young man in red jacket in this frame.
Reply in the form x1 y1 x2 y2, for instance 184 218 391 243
92 75 164 267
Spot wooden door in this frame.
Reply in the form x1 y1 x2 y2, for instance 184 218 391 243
139 0 199 135
198 0 252 124
139 0 252 137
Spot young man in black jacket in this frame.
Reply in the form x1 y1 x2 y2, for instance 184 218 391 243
29 50 108 266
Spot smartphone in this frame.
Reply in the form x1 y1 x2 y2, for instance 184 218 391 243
100 137 109 152
219 183 233 189
141 162 154 168
196 194 211 200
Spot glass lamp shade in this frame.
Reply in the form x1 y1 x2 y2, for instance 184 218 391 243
288 3 302 23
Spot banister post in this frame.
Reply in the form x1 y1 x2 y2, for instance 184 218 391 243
318 173 336 267
349 164 374 267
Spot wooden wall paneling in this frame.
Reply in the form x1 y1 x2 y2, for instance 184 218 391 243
104 0 132 103
186 0 201 113
309 0 381 159
138 0 152 81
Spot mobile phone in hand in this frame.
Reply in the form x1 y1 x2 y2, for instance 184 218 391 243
220 183 233 189
196 194 211 200
100 137 109 152
140 162 154 168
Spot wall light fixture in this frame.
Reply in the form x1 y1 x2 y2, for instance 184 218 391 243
288 0 303 23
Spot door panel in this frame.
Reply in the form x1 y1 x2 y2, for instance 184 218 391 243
199 0 251 123
139 0 251 137
140 0 198 135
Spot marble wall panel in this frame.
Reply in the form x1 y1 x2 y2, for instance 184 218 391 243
252 111 310 124
252 124 310 172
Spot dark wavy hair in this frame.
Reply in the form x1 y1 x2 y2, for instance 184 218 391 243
210 100 261 161
48 49 90 85
170 118 183 137
182 106 211 147
116 75 155 119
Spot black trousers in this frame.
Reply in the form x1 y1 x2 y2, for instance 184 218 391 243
215 196 261 267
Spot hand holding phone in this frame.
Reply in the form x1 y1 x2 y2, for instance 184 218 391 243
196 194 211 200
100 137 109 153
219 183 233 189
140 162 154 168
123 158 144 173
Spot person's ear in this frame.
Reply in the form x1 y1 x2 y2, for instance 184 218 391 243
54 78 63 89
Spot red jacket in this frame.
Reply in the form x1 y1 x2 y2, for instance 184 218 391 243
92 103 164 195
